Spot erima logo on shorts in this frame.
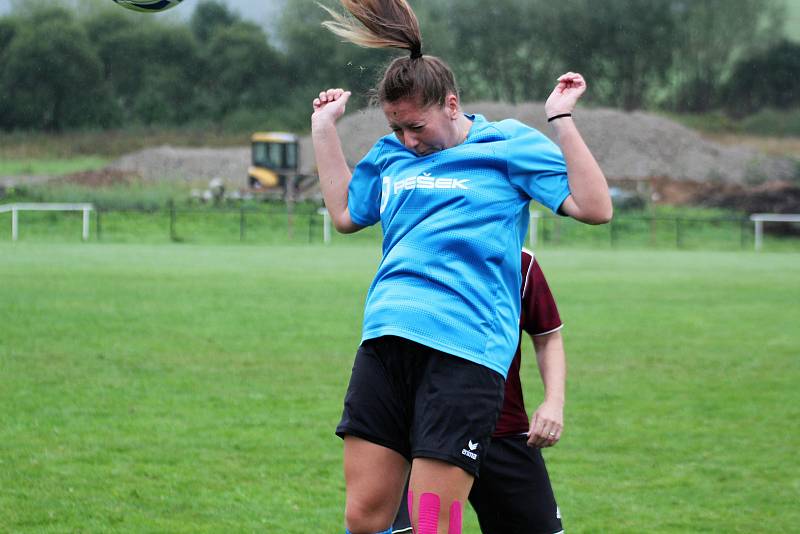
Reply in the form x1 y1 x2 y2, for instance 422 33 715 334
381 174 471 213
461 439 479 460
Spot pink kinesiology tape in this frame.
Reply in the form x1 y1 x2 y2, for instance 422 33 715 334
448 500 462 534
416 493 462 534
408 490 413 523
418 493 440 534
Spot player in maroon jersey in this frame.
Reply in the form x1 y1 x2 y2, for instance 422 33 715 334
393 248 565 533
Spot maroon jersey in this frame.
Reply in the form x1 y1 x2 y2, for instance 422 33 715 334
493 249 563 437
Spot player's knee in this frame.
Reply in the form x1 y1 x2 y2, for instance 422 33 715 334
412 492 462 534
344 498 393 534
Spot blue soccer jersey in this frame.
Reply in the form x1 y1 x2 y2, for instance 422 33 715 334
347 114 570 377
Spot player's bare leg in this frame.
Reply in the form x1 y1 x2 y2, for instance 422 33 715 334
408 457 474 534
344 436 409 534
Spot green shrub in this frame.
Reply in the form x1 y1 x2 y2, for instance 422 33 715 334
17 182 187 210
740 107 800 137
663 107 800 138
659 111 742 134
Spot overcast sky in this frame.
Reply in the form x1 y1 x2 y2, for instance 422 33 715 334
0 0 286 29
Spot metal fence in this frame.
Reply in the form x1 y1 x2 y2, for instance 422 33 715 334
530 212 757 250
2 203 799 251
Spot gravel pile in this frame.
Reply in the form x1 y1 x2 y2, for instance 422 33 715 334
101 104 796 192
315 102 796 183
107 145 251 187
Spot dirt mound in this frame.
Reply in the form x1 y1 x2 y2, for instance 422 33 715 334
610 176 800 215
56 169 139 187
106 145 250 187
696 180 800 214
306 102 796 184
96 105 796 199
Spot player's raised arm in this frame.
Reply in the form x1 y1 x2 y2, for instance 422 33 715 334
545 73 613 225
311 88 362 233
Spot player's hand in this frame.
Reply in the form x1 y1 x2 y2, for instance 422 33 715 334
527 400 563 448
312 88 351 127
544 72 586 119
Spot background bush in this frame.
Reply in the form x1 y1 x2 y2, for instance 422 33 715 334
0 0 797 134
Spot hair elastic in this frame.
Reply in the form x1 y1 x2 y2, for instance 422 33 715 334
547 113 572 122
410 44 423 59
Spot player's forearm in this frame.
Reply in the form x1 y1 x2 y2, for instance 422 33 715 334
550 118 612 225
532 331 566 404
312 120 357 233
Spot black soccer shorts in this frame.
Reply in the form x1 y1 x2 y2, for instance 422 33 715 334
336 335 505 476
468 434 563 533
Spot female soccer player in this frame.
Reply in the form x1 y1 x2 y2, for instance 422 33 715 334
311 2 610 533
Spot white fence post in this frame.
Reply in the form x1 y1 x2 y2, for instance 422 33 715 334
82 207 90 241
529 210 541 248
317 207 331 244
11 207 18 241
754 219 763 252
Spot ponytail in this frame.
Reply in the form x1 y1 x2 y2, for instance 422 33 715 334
321 0 421 59
321 0 459 108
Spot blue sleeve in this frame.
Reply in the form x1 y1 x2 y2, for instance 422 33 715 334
347 139 385 227
503 120 571 215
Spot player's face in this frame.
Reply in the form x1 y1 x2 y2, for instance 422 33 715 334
383 95 462 156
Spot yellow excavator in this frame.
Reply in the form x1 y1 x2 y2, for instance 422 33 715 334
248 132 299 189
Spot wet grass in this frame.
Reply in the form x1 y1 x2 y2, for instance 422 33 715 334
1 244 798 532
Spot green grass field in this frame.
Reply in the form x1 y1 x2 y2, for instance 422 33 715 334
1 244 799 532
0 157 109 177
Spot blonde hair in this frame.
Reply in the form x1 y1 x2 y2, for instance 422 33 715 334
321 0 459 108
321 0 422 57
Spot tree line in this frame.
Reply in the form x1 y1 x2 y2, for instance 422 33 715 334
0 0 798 132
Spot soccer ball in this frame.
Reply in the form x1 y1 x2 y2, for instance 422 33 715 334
111 0 185 13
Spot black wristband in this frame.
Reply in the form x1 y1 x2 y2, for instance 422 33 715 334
547 113 572 123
